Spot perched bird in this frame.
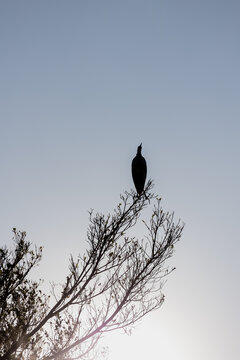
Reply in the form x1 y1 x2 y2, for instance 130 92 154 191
132 143 147 194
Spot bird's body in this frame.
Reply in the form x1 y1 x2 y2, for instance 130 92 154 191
132 144 147 194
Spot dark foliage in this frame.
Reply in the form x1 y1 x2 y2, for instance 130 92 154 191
0 181 184 360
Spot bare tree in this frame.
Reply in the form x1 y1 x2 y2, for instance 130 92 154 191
0 181 184 360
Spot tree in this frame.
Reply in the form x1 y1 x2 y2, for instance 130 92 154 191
0 181 184 360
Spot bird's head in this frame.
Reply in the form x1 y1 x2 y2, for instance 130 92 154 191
137 143 142 154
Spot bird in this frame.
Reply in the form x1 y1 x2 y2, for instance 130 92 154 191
132 143 147 195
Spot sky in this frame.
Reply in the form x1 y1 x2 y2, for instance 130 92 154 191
1 0 240 359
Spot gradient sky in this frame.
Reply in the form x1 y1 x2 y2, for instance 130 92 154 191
1 1 240 359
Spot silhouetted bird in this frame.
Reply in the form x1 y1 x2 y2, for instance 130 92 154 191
132 144 147 195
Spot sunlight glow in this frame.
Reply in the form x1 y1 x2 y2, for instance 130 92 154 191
102 315 184 360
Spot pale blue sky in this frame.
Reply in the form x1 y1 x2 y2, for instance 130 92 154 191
1 1 240 359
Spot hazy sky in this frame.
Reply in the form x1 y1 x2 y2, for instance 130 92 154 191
1 1 240 359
